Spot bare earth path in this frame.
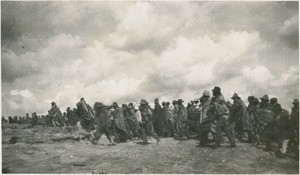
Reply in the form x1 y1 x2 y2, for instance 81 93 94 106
2 124 299 174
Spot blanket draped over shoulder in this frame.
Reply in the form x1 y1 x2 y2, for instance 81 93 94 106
49 105 62 117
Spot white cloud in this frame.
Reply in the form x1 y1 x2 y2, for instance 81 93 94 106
1 1 298 116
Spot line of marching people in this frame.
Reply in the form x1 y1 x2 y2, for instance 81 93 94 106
2 86 298 160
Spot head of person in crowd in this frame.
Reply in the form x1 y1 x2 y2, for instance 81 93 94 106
273 103 282 115
231 93 241 103
172 100 178 107
154 98 159 104
252 97 259 106
187 102 193 108
200 90 210 103
248 96 255 104
94 102 106 110
162 101 166 107
194 98 199 105
112 102 119 109
51 102 56 107
212 86 221 97
122 104 127 109
128 103 134 109
134 105 139 112
140 99 148 107
190 101 194 106
292 99 299 107
270 97 278 105
260 94 269 106
166 102 170 107
177 99 184 105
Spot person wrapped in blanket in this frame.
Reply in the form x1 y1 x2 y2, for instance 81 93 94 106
76 98 96 143
49 102 65 127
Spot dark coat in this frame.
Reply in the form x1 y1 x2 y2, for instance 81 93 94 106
231 99 254 131
112 107 129 132
258 102 275 134
277 109 292 139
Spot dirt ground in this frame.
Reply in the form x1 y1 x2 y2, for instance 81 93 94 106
2 124 299 174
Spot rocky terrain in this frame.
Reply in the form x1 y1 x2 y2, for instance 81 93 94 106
2 124 299 174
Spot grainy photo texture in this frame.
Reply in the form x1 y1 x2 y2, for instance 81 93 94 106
1 1 299 174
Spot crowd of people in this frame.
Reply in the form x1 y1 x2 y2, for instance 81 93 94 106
2 86 299 160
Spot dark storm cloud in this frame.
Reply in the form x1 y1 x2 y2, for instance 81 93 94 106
1 49 40 82
1 6 20 43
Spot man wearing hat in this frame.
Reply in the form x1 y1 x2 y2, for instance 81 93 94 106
153 98 164 136
66 107 76 126
258 94 276 151
161 102 173 137
123 103 140 138
198 90 214 147
187 100 199 136
92 102 113 145
177 99 190 140
289 99 299 160
111 102 132 143
273 103 293 157
127 103 141 138
290 99 299 138
194 98 200 106
290 99 299 144
211 86 225 105
247 97 260 145
139 99 160 144
49 102 64 127
210 87 236 148
165 101 175 137
230 93 256 143
172 100 180 135
75 100 96 143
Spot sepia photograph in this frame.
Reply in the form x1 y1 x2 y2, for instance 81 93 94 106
1 1 299 174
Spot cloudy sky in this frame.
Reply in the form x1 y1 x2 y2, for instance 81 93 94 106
1 1 299 116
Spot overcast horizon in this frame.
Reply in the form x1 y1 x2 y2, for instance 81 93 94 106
1 1 299 117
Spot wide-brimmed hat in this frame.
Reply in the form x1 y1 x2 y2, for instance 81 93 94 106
248 96 255 102
94 102 106 109
270 97 278 105
292 99 299 104
172 100 178 105
202 90 210 97
212 86 221 93
177 99 184 103
260 94 269 101
231 93 240 99
140 99 148 105
112 102 118 107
